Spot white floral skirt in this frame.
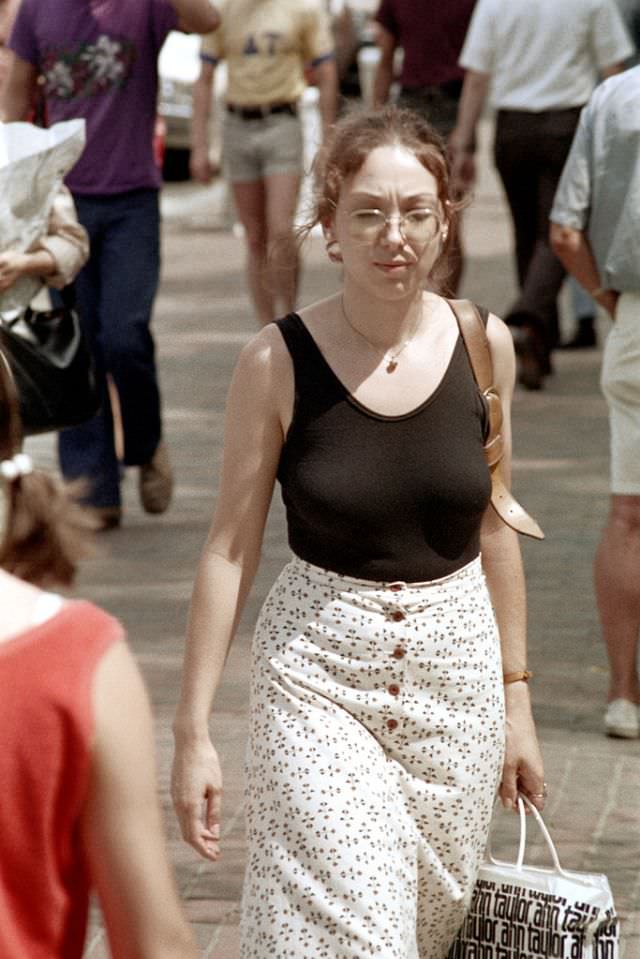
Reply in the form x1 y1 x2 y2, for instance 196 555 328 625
240 555 505 959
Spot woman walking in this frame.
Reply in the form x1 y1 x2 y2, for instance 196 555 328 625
172 106 545 958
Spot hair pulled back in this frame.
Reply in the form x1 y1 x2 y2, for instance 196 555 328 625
307 105 464 291
0 352 94 586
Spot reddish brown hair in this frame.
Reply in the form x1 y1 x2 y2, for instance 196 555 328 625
305 105 465 292
0 352 95 586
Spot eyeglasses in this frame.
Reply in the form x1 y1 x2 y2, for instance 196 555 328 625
347 207 442 244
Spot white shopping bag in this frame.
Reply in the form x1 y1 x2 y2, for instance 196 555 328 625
0 119 85 312
448 796 618 958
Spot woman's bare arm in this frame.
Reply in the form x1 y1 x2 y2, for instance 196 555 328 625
480 314 545 810
171 324 292 859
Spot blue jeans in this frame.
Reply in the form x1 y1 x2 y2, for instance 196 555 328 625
58 189 162 507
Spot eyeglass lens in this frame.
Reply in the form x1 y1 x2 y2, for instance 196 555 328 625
349 209 440 242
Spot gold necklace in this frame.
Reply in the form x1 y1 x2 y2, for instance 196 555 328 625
340 296 421 373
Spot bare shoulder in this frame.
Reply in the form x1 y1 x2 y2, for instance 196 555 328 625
232 323 292 392
236 322 289 371
229 323 295 434
486 312 516 390
486 311 513 352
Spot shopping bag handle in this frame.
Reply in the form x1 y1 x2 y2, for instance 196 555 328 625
488 797 617 945
489 795 570 877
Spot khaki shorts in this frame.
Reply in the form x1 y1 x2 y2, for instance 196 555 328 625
601 291 640 494
222 109 303 183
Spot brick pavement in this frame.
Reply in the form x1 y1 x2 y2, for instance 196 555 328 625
33 119 638 957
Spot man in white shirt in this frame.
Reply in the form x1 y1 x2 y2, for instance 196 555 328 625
450 0 633 390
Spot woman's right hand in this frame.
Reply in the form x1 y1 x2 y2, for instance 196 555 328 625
171 736 223 861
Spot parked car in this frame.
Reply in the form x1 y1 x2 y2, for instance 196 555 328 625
157 30 226 180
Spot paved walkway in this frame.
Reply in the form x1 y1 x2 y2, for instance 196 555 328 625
32 119 638 957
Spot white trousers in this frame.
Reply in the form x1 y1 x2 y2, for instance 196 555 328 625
240 555 505 959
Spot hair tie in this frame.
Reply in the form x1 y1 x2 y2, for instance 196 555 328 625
0 452 34 482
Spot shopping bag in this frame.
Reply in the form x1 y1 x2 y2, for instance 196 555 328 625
448 796 619 958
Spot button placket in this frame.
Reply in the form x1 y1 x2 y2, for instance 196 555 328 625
384 583 409 734
387 597 410 620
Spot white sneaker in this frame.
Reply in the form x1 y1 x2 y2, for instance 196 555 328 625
604 699 639 739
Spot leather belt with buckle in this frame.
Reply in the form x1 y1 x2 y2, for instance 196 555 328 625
226 102 298 120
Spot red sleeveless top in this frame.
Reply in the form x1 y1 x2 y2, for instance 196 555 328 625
0 601 123 958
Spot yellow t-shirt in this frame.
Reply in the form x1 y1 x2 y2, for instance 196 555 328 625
200 0 334 106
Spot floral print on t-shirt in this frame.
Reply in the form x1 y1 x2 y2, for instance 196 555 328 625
42 34 135 99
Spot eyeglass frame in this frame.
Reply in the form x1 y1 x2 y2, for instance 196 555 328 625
344 206 445 245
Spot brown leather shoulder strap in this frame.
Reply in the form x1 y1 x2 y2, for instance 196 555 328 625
446 299 544 541
491 464 545 540
447 298 493 392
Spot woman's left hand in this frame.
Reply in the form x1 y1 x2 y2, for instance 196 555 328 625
499 682 546 812
0 250 28 291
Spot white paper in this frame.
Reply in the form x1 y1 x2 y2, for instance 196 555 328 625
0 119 86 312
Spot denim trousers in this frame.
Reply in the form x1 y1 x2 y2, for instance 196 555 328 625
58 188 162 507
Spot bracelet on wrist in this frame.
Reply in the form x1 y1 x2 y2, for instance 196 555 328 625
503 670 533 685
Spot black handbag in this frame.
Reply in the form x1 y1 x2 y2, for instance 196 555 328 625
0 286 100 436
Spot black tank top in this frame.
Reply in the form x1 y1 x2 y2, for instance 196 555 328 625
276 311 491 582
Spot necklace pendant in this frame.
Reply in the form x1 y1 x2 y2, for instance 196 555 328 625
386 358 398 373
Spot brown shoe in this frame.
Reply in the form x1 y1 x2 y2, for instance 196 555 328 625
139 441 173 514
93 505 122 531
512 326 545 391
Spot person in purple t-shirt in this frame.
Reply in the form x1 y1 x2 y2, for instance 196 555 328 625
372 0 477 296
3 0 220 529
